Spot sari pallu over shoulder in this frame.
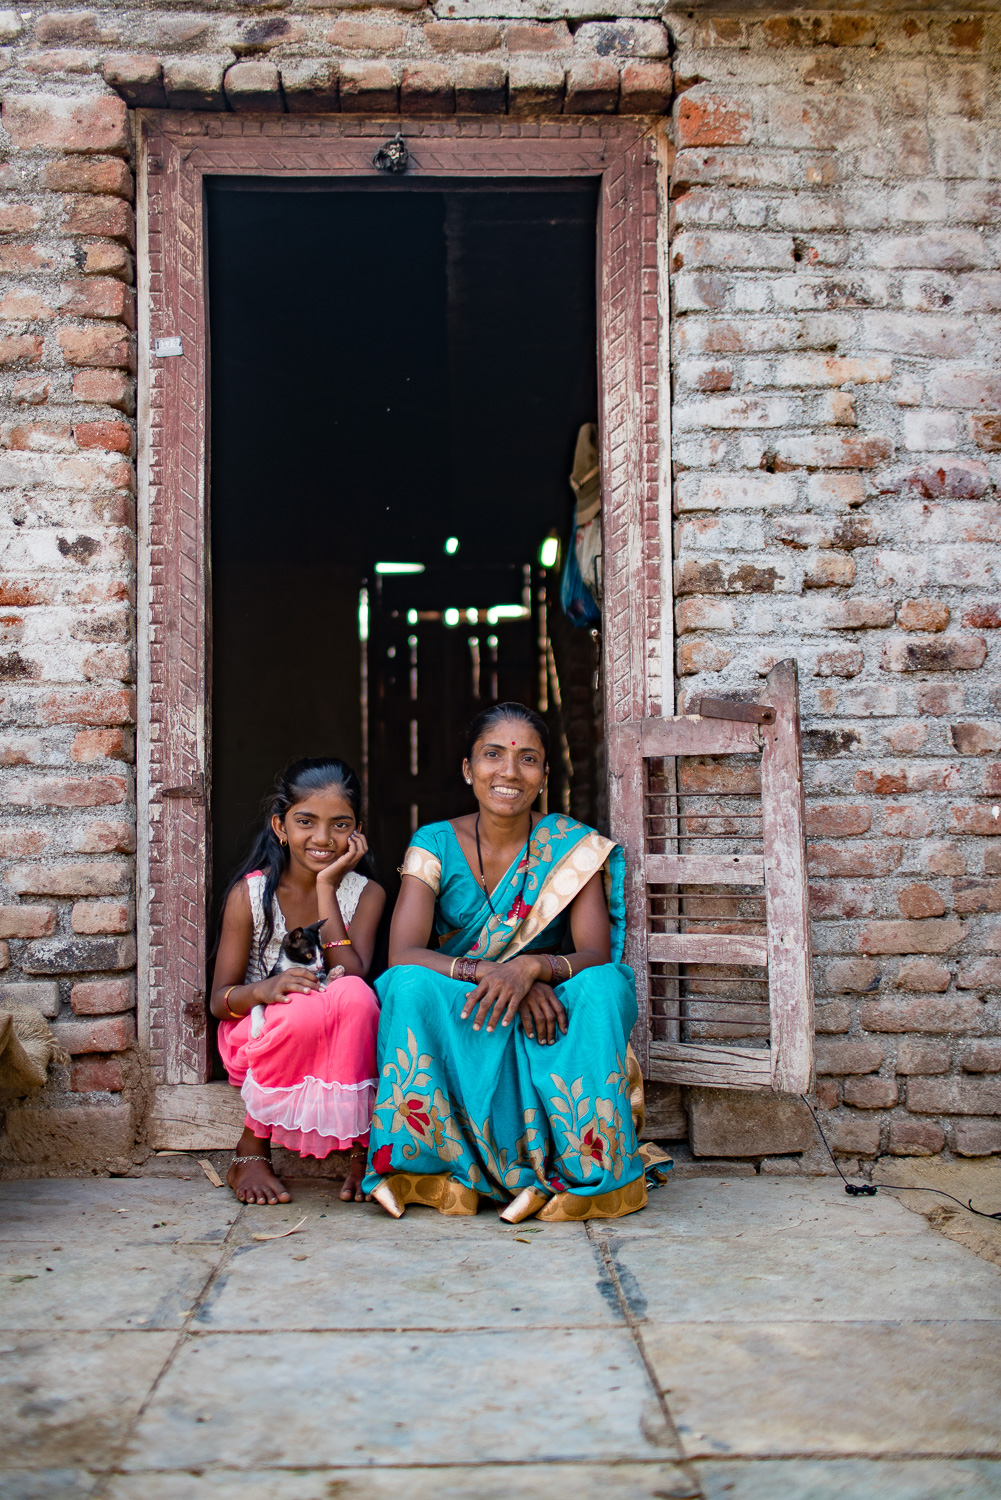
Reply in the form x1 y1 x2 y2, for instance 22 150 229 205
365 815 647 1221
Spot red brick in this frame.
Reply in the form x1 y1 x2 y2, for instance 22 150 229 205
954 1120 1001 1156
885 459 989 500
0 829 49 859
8 775 127 809
823 600 896 630
101 54 166 109
815 1079 840 1109
71 728 131 763
957 958 1001 990
338 61 399 113
963 606 1001 633
70 820 135 855
73 421 133 456
508 59 565 113
0 292 53 321
897 1039 950 1074
816 1000 851 1033
70 977 134 1015
951 879 1001 914
678 638 732 674
897 884 947 919
824 959 880 994
896 599 949 632
888 1118 944 1156
882 635 987 673
424 21 501 51
907 1076 1001 1114
815 1039 884 1076
959 1040 1001 1072
808 843 902 878
3 95 128 155
12 377 52 406
0 336 44 370
814 648 862 677
163 59 227 112
62 196 135 248
0 204 42 234
678 91 752 147
861 996 984 1033
773 435 892 470
81 243 132 281
60 278 135 325
38 687 134 726
72 370 135 415
0 905 55 938
619 61 672 114
6 861 128 897
858 919 964 955
6 423 73 452
806 805 871 838
504 22 567 50
825 1115 880 1156
57 326 135 372
844 1076 898 1109
224 61 282 112
71 1056 125 1091
882 806 932 839
400 63 455 115
971 414 1001 452
950 723 1001 755
565 60 619 114
917 683 965 717
453 60 506 114
71 901 131 935
805 556 857 589
53 1015 136 1055
950 806 1001 837
43 157 133 200
895 958 951 992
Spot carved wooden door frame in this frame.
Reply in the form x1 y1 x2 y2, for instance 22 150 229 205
135 112 672 1085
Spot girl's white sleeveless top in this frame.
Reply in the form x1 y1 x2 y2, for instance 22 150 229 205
243 869 368 984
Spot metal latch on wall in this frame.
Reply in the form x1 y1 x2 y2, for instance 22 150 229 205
159 773 205 805
698 697 776 727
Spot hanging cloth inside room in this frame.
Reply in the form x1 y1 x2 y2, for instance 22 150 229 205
560 422 602 627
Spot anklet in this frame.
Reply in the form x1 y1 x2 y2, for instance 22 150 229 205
231 1154 271 1166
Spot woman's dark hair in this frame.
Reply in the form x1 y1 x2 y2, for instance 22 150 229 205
221 757 373 969
465 702 549 766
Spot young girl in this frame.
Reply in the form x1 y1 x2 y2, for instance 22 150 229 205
210 757 385 1206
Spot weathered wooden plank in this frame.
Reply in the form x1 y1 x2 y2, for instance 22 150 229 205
150 1082 244 1150
648 932 768 966
638 716 760 758
648 1043 773 1089
646 854 765 886
761 659 814 1094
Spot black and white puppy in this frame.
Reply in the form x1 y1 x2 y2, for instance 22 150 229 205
249 920 342 1038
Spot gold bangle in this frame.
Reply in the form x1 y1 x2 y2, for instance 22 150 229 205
222 984 241 1020
322 938 351 950
564 956 573 980
449 956 458 979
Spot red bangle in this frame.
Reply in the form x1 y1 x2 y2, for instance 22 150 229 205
454 957 478 983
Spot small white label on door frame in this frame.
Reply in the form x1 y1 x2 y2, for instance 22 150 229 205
154 336 183 357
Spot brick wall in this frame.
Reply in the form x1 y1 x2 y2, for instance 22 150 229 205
0 3 996 1172
669 10 1001 1162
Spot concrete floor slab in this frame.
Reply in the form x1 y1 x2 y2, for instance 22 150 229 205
199 1226 619 1332
121 1328 677 1470
604 1177 919 1240
0 1331 176 1469
643 1321 1001 1458
1 1242 220 1331
0 1472 99 1500
104 1462 700 1500
606 1221 1001 1323
695 1458 1001 1500
0 1177 237 1247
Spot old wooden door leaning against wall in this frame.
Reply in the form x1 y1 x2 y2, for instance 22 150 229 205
137 115 671 1146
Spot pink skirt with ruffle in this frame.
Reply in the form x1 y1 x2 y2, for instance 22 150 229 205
217 976 379 1157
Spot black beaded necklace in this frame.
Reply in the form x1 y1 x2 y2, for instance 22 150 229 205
474 813 532 919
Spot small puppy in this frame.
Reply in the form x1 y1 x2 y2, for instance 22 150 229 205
249 920 343 1038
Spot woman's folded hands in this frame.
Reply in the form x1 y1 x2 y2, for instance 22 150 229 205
459 955 568 1043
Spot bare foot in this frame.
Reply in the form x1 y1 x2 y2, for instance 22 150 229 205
228 1153 292 1206
339 1150 366 1203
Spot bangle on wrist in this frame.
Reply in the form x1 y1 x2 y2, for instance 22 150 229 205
221 984 241 1020
453 956 478 983
322 938 351 950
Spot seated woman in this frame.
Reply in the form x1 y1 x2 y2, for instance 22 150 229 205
363 701 646 1224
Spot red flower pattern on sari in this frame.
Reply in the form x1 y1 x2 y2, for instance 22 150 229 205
507 896 532 922
372 1144 393 1176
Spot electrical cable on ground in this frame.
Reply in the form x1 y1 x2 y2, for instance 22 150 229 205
800 1094 1001 1222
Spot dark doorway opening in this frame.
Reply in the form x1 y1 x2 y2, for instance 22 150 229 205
206 177 602 930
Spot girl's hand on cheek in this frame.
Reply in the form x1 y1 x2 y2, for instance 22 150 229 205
316 831 369 888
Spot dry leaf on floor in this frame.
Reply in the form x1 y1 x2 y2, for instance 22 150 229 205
198 1159 224 1188
251 1216 307 1241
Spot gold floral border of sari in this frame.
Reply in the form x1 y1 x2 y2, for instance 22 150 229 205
478 830 616 961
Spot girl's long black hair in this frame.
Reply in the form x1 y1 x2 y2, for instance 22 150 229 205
220 757 374 970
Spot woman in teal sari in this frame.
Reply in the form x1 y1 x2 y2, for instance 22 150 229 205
363 701 646 1224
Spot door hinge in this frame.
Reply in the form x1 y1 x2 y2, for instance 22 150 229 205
184 989 206 1036
160 772 205 805
698 697 776 727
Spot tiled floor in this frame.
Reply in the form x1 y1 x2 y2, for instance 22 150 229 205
1 1171 999 1499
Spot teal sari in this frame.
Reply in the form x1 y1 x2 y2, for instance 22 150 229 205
362 814 645 1206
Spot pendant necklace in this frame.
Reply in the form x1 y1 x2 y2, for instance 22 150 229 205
475 813 532 919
